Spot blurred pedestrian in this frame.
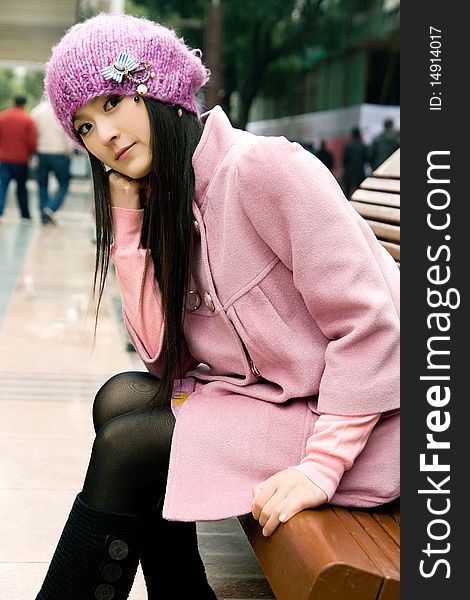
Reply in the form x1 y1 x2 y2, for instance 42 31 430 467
341 126 368 199
0 95 37 221
316 140 334 172
368 118 400 171
31 99 74 224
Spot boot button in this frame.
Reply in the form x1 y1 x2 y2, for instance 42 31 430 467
101 563 123 582
204 292 215 312
185 290 201 311
108 539 129 560
94 583 115 600
193 219 201 236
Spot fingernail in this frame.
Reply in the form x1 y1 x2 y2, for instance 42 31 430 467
279 513 287 522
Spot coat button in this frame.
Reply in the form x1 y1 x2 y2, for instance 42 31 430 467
108 539 129 560
204 292 215 312
94 583 115 600
101 563 123 582
185 290 201 311
193 219 201 236
250 360 261 377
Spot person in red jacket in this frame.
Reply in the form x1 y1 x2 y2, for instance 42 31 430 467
0 95 37 220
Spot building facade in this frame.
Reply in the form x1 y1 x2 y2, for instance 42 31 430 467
247 0 400 177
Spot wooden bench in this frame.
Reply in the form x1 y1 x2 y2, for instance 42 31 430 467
350 148 400 266
239 499 400 600
238 150 401 600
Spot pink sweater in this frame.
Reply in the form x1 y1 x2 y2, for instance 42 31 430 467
111 207 380 501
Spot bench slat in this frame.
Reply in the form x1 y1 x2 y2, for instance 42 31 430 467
378 577 401 600
360 177 400 193
379 240 400 261
332 508 399 579
351 511 400 573
372 513 400 547
351 188 400 208
372 149 400 179
350 201 400 225
366 220 400 243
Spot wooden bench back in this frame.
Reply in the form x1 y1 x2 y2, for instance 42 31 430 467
350 148 400 265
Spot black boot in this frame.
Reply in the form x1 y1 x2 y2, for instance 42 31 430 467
36 494 142 600
140 506 217 599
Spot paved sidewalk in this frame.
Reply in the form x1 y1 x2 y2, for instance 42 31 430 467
0 179 274 599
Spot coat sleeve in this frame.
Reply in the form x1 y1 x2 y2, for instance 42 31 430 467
236 137 400 416
110 207 197 377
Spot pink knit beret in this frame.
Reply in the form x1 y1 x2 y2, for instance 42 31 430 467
45 13 210 141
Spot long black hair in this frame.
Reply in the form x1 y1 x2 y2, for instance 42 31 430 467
88 98 204 406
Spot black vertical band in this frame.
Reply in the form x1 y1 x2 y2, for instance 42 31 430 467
401 2 467 597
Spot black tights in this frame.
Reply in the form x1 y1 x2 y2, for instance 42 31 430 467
81 371 212 597
82 370 174 515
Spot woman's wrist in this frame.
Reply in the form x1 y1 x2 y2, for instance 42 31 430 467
108 171 143 209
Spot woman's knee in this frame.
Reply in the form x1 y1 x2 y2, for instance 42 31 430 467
91 407 175 476
92 371 160 433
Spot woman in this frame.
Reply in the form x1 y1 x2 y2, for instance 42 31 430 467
37 13 399 600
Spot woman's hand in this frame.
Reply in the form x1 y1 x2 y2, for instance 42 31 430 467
107 170 144 209
251 468 328 537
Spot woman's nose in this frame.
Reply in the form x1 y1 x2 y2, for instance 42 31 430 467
97 120 120 145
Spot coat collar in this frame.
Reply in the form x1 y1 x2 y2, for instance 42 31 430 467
192 105 243 206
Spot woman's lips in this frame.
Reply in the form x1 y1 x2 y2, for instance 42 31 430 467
115 143 135 160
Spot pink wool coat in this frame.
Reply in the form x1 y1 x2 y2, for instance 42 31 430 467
115 106 400 521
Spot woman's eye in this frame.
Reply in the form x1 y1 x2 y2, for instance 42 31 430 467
77 122 92 136
104 95 121 111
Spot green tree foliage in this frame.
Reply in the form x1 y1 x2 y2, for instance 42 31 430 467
0 68 45 112
126 0 206 48
23 70 45 108
125 0 358 128
0 69 14 111
220 0 331 127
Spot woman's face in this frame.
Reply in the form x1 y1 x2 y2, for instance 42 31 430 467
73 95 152 179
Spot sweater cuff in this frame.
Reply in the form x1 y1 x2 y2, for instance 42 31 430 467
111 207 144 249
291 412 381 501
290 461 345 501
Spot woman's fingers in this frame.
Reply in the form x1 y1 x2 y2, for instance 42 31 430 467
251 478 277 521
256 489 289 528
252 469 328 537
260 492 315 537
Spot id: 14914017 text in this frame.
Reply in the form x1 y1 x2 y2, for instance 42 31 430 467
429 26 442 111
